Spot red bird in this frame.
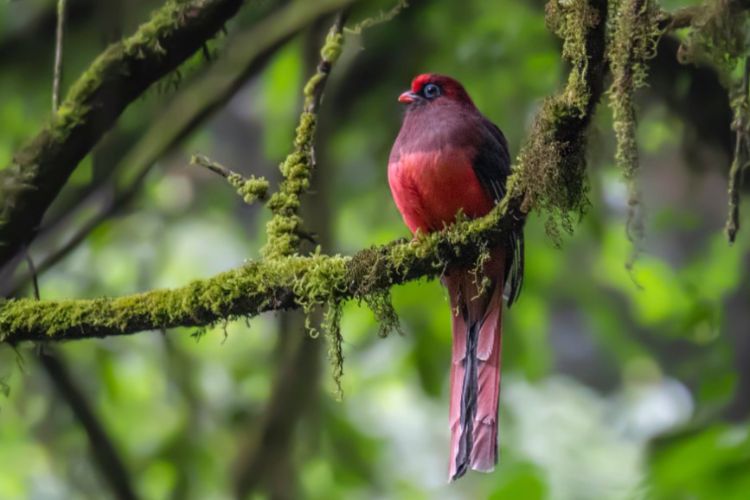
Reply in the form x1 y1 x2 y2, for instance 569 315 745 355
388 74 523 481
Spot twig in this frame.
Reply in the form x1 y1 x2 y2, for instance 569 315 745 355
2 0 342 297
52 0 66 111
4 177 144 298
0 0 608 344
726 56 750 243
659 6 702 31
233 327 321 498
232 22 338 492
38 349 139 500
305 12 349 114
265 10 349 257
0 0 246 268
192 154 269 205
345 0 408 35
23 249 40 300
660 1 750 32
191 154 239 179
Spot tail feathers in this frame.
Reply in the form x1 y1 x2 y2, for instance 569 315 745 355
444 251 505 482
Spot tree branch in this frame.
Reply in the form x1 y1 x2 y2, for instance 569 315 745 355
52 0 67 111
2 0 354 297
660 0 750 31
0 0 245 267
0 0 607 344
39 349 139 499
232 18 340 497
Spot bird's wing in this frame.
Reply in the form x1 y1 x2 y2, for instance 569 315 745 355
472 117 524 306
472 117 511 204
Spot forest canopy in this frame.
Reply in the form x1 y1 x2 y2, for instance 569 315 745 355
0 0 749 498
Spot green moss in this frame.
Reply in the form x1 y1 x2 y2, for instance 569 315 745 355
345 0 410 35
322 301 344 399
263 113 317 258
507 0 608 242
302 28 344 109
546 0 600 116
607 0 662 263
676 1 750 242
1 0 232 238
54 0 195 136
264 20 344 259
469 241 492 298
0 0 610 405
0 252 350 342
678 0 749 81
512 98 589 243
227 173 269 205
362 289 402 338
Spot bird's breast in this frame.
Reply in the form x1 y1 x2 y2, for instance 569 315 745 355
388 148 494 234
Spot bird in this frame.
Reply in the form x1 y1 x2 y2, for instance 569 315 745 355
387 74 524 481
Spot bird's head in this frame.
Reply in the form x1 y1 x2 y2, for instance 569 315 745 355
398 73 474 108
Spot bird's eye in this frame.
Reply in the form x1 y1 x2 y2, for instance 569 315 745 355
422 83 441 99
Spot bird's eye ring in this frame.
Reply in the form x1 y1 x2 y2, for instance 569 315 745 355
422 83 441 99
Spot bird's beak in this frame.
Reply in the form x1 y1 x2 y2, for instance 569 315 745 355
398 91 419 104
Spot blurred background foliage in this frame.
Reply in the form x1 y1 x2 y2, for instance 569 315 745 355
0 0 749 499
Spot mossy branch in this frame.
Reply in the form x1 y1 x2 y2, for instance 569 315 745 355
0 0 609 344
264 12 348 259
0 0 245 267
345 0 409 35
726 57 750 242
192 154 269 205
511 0 608 242
672 0 750 242
1 0 341 298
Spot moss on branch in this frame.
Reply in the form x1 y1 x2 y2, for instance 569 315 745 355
0 0 244 267
511 0 608 241
672 0 750 242
0 215 516 342
0 0 608 344
726 58 750 242
264 16 347 259
192 154 270 205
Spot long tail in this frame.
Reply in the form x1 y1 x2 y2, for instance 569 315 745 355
443 249 505 481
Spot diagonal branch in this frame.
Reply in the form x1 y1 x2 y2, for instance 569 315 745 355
0 0 608 344
3 0 354 298
0 0 245 267
39 349 139 499
232 18 344 498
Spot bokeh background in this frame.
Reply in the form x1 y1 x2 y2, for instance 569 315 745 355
1 0 749 498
